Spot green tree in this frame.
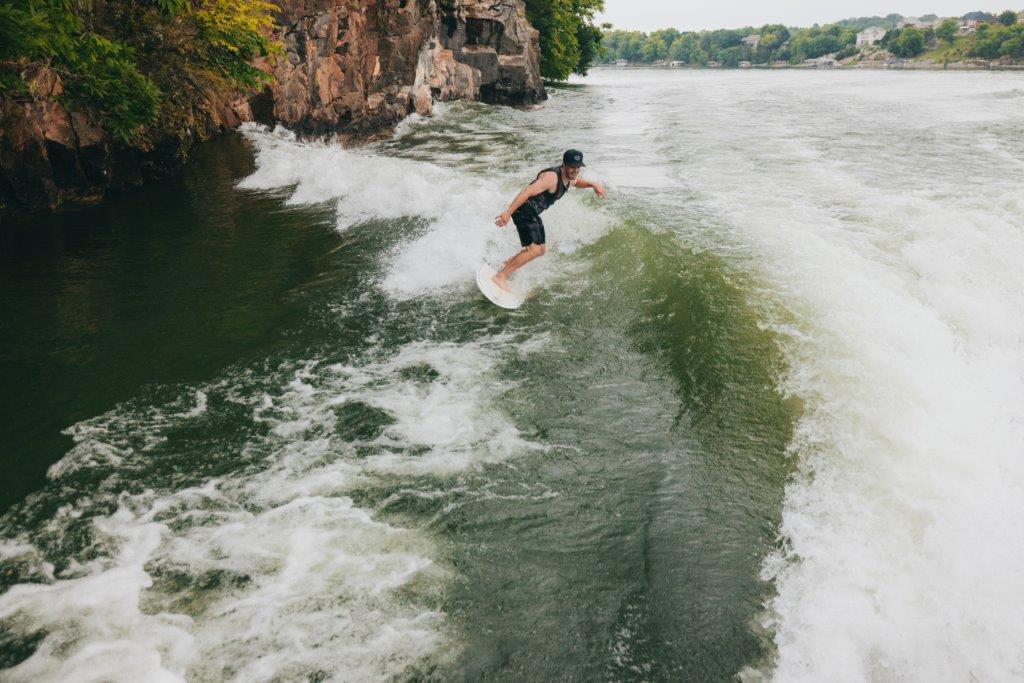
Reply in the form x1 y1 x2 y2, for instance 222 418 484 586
653 28 681 46
1000 25 1024 57
525 0 605 79
576 20 603 72
0 0 160 138
668 33 706 64
641 35 667 61
718 45 747 67
627 32 645 61
936 18 958 43
998 10 1017 26
971 23 1011 58
0 0 278 141
891 27 925 57
600 30 618 61
791 30 841 60
998 27 1024 57
667 36 687 61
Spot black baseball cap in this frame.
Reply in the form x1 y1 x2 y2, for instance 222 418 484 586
562 149 585 167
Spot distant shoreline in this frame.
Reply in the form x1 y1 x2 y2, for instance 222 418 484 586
592 62 1024 72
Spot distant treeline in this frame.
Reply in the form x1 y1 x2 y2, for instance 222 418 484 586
601 11 1024 66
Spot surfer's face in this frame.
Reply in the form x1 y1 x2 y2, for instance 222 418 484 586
563 164 582 181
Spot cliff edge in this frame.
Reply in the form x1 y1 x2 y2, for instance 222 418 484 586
0 0 545 215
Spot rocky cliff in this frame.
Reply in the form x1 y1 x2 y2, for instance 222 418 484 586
0 0 545 215
260 0 544 136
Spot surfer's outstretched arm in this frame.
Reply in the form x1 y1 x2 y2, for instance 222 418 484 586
574 177 607 198
494 173 558 227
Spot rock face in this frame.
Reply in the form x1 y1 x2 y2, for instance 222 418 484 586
258 0 544 135
0 66 252 213
0 0 545 215
434 0 546 106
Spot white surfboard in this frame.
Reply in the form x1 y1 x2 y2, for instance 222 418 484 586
476 263 525 309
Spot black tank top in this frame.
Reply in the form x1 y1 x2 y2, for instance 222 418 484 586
520 166 570 216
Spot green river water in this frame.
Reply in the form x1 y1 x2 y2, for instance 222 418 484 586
4 70 1024 681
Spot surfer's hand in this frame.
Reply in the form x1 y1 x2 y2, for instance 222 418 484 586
593 184 607 199
495 211 511 227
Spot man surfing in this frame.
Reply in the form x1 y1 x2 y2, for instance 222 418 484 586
492 149 607 292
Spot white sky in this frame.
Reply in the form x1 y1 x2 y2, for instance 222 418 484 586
596 1 1008 31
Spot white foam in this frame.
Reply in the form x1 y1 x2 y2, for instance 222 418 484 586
630 71 1024 681
0 507 196 683
261 338 543 476
237 123 612 299
0 334 539 680
758 190 1024 680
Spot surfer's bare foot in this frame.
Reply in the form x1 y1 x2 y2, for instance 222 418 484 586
492 274 512 293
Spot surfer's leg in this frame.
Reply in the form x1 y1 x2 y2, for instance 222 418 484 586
494 243 545 291
495 217 545 291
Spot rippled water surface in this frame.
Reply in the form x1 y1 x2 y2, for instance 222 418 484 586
2 70 1024 681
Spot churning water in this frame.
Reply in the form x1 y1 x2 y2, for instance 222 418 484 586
1 69 1023 681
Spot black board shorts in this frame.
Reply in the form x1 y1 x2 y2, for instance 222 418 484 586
512 211 545 247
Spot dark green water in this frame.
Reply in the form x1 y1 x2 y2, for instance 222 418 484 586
0 135 338 511
0 84 797 681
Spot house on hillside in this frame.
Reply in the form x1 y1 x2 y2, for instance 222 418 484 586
706 61 721 67
961 10 996 22
739 61 752 68
959 11 996 34
613 59 629 66
742 34 761 47
669 60 686 67
856 26 887 45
